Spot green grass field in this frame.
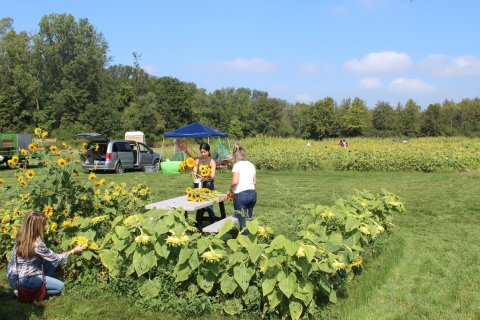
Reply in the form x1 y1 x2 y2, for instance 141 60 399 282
1 169 479 319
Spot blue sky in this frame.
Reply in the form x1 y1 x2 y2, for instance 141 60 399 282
2 0 480 108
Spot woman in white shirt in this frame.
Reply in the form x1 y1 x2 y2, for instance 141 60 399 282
227 145 256 234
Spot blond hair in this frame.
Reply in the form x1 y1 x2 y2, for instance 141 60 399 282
16 211 46 258
232 144 247 163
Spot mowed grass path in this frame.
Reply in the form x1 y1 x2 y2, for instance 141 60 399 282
1 169 479 319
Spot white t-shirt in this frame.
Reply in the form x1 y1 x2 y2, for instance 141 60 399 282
232 161 256 193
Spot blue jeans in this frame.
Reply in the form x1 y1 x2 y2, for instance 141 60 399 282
8 259 64 296
233 189 257 234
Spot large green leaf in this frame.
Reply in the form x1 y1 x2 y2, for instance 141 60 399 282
111 215 124 228
227 238 239 252
153 242 170 258
81 250 93 260
236 234 252 250
217 218 235 238
177 248 194 265
114 225 131 239
229 251 247 266
266 235 287 252
293 280 314 304
233 265 254 292
245 219 259 235
261 274 277 296
196 237 211 253
278 272 297 298
175 264 193 282
98 249 118 273
220 273 238 294
189 250 201 270
138 278 160 299
345 216 361 232
197 272 216 293
267 290 283 311
133 250 157 277
283 239 298 256
223 298 243 315
247 244 263 263
289 300 303 320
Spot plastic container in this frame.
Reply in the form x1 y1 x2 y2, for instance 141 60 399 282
144 165 157 173
193 178 203 189
161 161 181 173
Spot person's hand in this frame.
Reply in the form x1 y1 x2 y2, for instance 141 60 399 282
71 245 85 255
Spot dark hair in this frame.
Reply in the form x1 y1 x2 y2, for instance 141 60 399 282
199 142 211 156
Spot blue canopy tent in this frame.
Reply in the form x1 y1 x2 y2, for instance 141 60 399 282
161 122 231 165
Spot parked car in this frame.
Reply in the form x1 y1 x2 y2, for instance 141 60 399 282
75 133 161 173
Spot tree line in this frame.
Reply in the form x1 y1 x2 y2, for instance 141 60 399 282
1 14 479 144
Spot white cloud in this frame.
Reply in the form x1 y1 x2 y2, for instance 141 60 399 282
420 54 480 77
387 78 435 94
294 94 314 103
188 58 276 74
295 63 320 75
344 51 412 74
359 76 382 89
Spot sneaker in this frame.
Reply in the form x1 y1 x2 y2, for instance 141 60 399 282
13 289 18 297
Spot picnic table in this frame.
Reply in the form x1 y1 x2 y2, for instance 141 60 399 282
145 195 227 231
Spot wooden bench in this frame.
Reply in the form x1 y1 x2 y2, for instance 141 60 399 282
202 215 239 233
145 195 227 231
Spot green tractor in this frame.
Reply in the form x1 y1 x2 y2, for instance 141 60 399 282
0 133 33 168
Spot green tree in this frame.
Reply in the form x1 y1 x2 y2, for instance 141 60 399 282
372 101 395 136
342 97 368 136
420 103 442 136
32 13 109 131
396 99 421 137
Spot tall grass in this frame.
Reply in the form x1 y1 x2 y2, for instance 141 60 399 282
1 169 479 319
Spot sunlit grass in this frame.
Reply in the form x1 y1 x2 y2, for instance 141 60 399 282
1 169 479 319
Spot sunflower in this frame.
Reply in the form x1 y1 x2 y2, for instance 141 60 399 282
28 142 38 152
89 242 99 250
88 172 96 180
94 144 99 151
20 149 28 156
26 170 35 179
44 205 53 218
41 131 48 139
185 157 196 168
57 158 67 166
50 222 58 232
61 142 68 149
179 161 185 172
19 180 26 187
82 142 87 149
50 145 58 153
11 156 19 163
34 128 42 135
62 220 73 228
0 178 4 186
135 234 150 244
76 236 88 247
165 234 190 246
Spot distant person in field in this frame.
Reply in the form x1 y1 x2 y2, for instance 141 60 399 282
339 139 348 147
227 145 257 235
193 142 216 224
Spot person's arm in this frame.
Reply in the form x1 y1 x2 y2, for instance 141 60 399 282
35 241 84 265
193 159 199 176
228 171 240 195
209 160 216 181
253 174 256 186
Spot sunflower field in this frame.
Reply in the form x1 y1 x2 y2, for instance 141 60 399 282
241 136 480 172
0 129 406 319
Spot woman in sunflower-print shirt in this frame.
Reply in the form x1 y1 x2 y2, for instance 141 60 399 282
193 142 217 224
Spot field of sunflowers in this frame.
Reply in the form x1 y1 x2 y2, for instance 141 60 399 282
240 136 480 172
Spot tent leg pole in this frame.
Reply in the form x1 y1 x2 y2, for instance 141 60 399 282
160 138 165 160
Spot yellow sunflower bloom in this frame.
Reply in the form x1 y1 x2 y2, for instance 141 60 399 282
50 222 58 232
185 157 196 168
61 142 68 149
11 156 19 163
2 215 11 223
28 143 37 152
13 208 21 216
94 144 99 151
62 220 73 228
20 149 28 156
19 180 27 187
165 235 190 246
89 242 99 250
76 236 88 247
50 145 58 153
135 234 150 244
34 128 42 135
201 249 223 262
88 173 96 180
7 160 15 167
26 170 35 179
0 178 4 186
41 131 48 139
44 205 53 218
